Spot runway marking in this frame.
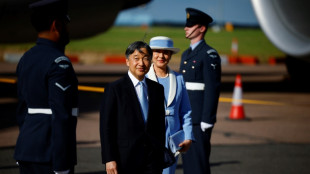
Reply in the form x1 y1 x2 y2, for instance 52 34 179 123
0 98 18 104
0 78 284 105
219 97 284 105
0 78 17 84
78 85 105 93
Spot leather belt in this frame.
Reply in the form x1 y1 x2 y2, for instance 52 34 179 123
28 108 79 117
185 82 205 91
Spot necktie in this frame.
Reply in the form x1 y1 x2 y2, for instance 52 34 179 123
138 82 148 123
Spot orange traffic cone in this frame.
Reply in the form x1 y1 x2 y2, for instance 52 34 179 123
231 38 239 56
229 74 245 120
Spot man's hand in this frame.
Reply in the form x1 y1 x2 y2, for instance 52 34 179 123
178 139 192 153
106 161 118 174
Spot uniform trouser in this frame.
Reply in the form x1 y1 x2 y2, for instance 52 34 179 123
18 161 74 174
182 125 213 174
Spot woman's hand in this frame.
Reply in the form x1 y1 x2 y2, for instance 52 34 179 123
178 139 192 153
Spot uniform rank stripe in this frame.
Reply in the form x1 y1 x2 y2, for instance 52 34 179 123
55 82 71 91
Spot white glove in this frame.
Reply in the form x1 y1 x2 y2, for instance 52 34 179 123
200 122 213 132
54 169 70 174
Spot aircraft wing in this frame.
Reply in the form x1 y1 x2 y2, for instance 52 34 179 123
0 0 150 43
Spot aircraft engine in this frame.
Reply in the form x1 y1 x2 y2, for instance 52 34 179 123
251 0 310 81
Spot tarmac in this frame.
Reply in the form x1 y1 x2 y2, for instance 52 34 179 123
1 62 310 174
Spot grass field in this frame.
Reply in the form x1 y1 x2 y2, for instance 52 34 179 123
0 26 285 64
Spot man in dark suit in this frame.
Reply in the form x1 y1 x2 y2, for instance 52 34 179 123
14 0 78 174
100 41 166 174
179 8 221 174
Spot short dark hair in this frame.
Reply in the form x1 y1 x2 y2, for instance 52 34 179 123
125 41 153 59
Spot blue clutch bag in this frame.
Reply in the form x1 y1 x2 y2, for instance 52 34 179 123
168 130 184 154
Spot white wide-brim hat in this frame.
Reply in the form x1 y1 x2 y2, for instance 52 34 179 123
149 36 180 54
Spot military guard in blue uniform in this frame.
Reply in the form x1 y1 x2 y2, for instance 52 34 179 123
14 0 78 174
180 8 221 174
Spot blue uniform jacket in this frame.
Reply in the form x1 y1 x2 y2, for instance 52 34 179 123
179 40 221 125
146 64 194 148
14 38 78 171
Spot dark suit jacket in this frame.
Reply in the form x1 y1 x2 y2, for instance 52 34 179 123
100 74 165 173
179 40 221 124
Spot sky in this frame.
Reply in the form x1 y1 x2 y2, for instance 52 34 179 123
115 0 259 26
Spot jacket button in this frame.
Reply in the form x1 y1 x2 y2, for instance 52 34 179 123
184 61 187 64
182 70 186 73
192 66 195 69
